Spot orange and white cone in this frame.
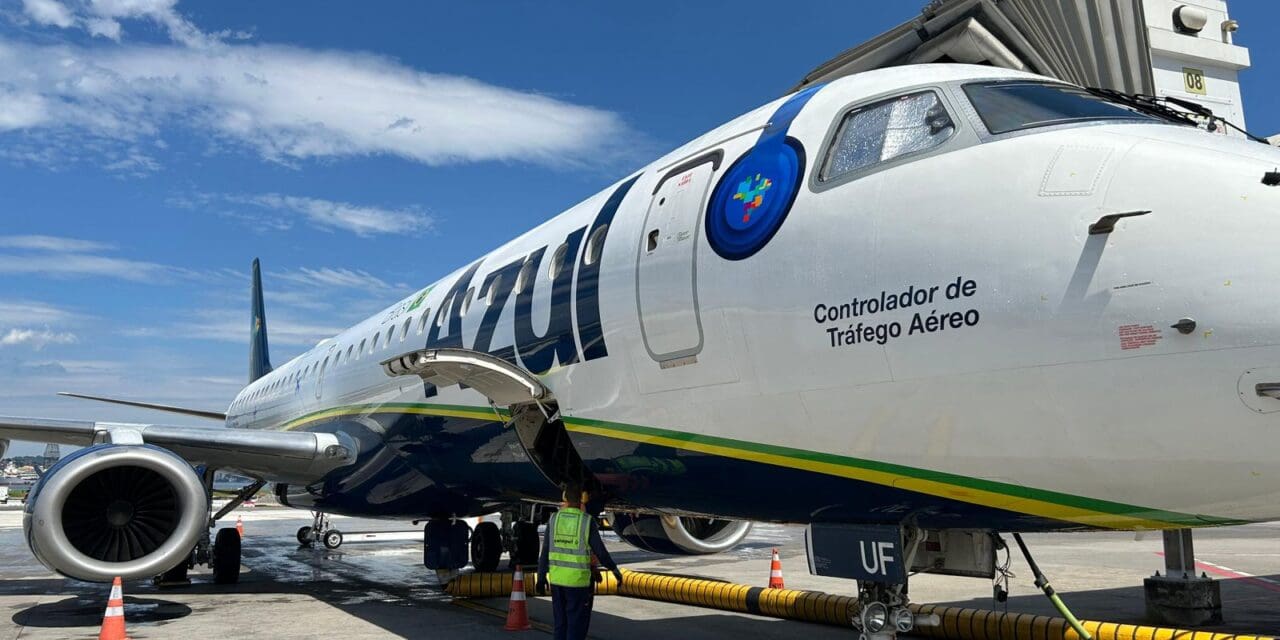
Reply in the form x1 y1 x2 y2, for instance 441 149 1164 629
98 576 128 640
767 548 785 589
236 515 244 538
504 567 531 631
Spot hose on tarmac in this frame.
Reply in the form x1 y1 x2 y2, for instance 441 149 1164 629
1012 532 1093 640
447 569 1276 640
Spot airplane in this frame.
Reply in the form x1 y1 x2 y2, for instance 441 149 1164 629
3 63 1280 637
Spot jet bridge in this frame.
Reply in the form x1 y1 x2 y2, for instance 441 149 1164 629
795 0 1252 132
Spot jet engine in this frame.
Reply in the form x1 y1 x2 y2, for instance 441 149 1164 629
610 513 752 555
24 444 207 582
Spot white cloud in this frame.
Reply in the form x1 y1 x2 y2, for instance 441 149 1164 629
86 16 121 40
84 0 210 47
0 328 79 349
0 38 632 170
21 0 75 28
185 310 346 347
0 235 113 252
231 194 433 237
272 267 394 291
0 300 79 326
0 235 206 282
0 252 179 281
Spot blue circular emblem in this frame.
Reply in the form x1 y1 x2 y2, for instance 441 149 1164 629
705 138 805 261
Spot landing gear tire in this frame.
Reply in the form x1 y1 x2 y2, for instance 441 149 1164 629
323 529 344 550
471 521 502 572
156 561 190 587
212 527 241 585
297 526 313 547
511 521 540 567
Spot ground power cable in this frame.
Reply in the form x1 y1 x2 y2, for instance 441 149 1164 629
1011 532 1093 640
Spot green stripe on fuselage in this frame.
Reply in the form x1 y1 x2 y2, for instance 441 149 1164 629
273 401 1242 530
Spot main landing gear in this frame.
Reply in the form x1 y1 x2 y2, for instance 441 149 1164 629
425 506 546 579
297 511 345 550
469 511 541 572
157 469 262 587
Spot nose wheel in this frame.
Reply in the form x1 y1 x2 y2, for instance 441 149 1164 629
852 582 938 640
298 511 343 549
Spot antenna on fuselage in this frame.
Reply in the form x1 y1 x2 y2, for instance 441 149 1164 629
249 258 273 383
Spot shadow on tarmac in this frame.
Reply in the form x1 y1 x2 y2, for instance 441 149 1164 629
12 591 191 628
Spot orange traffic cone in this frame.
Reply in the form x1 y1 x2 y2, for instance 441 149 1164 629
767 548 785 589
98 576 128 640
236 515 244 538
504 567 531 631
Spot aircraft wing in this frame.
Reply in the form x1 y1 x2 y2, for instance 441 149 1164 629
0 416 354 484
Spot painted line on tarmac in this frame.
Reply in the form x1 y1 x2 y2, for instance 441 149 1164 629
1157 552 1280 593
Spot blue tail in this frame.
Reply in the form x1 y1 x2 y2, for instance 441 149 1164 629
249 258 273 383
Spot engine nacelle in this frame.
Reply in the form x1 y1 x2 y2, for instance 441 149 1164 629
610 513 752 555
24 444 207 582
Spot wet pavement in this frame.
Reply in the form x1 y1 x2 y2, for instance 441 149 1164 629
0 506 1277 638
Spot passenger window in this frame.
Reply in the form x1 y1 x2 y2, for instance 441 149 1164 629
436 294 451 328
585 224 608 265
387 324 397 345
549 242 568 279
346 345 354 362
461 287 475 315
358 339 366 358
401 317 411 340
485 276 502 306
417 309 430 334
372 332 381 351
514 259 535 294
821 91 955 181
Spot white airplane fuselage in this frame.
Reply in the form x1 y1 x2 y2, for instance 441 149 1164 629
226 64 1280 533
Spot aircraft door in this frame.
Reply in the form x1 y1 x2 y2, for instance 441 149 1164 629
636 153 718 362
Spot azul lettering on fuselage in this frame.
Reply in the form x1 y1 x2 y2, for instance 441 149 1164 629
421 175 639 397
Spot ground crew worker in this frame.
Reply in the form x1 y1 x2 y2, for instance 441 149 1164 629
537 482 622 640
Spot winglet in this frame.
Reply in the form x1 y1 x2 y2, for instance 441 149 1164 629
250 258 273 383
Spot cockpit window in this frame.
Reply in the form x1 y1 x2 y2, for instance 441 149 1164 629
963 81 1159 135
821 90 956 181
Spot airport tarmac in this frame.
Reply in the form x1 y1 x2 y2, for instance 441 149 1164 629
0 507 1277 639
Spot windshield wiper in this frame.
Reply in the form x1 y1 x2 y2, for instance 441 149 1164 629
1087 87 1270 144
1085 87 1197 126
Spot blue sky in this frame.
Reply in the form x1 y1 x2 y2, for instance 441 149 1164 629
0 1 1277 455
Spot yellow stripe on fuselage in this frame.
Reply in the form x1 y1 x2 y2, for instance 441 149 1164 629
273 401 1183 530
280 404 501 431
562 422 1175 531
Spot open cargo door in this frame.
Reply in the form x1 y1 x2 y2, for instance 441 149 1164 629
382 348 552 407
382 348 591 492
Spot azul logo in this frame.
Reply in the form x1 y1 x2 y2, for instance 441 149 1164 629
733 174 772 222
706 84 824 261
420 176 639 396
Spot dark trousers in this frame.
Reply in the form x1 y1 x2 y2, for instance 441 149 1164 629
550 584 593 640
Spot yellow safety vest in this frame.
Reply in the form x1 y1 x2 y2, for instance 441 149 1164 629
547 508 592 587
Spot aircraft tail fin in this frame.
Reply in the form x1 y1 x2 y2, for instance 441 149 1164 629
250 258 273 383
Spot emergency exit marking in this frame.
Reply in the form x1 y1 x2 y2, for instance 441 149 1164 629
1183 67 1207 95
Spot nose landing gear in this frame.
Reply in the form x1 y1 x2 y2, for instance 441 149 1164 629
852 582 939 640
297 511 344 549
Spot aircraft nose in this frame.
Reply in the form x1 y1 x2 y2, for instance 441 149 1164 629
1096 133 1280 346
